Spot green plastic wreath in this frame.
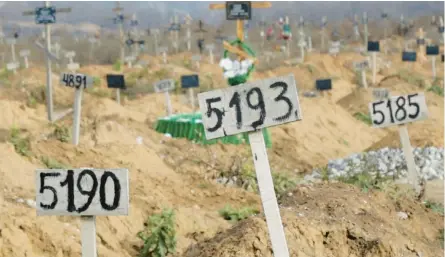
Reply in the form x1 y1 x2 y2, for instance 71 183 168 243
223 39 256 86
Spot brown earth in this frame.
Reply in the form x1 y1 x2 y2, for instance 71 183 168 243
0 32 443 257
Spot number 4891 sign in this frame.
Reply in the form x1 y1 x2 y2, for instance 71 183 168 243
198 74 301 139
36 168 129 216
369 93 429 128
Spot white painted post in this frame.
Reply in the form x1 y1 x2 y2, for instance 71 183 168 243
209 49 214 64
45 1 54 121
439 17 444 43
165 91 172 116
363 12 368 52
432 55 436 79
72 86 83 146
153 29 159 55
6 38 17 74
185 14 192 52
163 51 167 64
321 16 327 50
10 40 16 64
361 69 368 89
248 131 289 257
353 14 360 41
81 216 97 257
174 15 179 54
189 88 195 110
20 50 30 69
399 125 420 193
372 52 377 84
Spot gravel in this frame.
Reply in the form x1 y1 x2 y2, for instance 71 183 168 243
306 147 444 182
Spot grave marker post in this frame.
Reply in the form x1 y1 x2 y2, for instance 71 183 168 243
426 45 439 79
19 49 30 69
369 92 427 196
22 1 71 122
367 41 379 85
209 2 291 256
439 16 444 43
321 16 327 50
363 12 368 52
206 44 215 64
6 38 18 74
154 79 175 116
185 14 193 52
152 29 159 55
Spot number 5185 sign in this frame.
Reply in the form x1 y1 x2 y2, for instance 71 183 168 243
369 93 429 128
35 168 129 216
198 74 302 139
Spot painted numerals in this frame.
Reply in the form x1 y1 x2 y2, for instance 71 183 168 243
154 79 175 93
369 93 429 128
35 169 129 216
198 74 302 140
60 73 93 89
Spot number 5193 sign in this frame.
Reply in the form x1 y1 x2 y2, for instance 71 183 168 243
36 168 129 216
369 93 429 128
198 74 302 139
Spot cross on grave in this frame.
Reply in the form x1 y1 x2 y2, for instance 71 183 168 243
109 1 131 105
353 59 370 88
151 28 160 55
19 49 31 69
205 44 215 64
415 27 428 64
320 16 327 50
208 2 291 257
6 38 19 74
362 12 369 52
158 46 168 64
169 15 180 54
184 14 193 51
22 1 71 122
65 51 80 73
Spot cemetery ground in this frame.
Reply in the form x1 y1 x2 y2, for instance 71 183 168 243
0 39 444 256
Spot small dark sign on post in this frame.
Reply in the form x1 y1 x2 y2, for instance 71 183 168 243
367 41 380 52
181 75 200 88
106 74 126 89
315 79 332 91
426 45 439 56
402 51 417 62
226 1 251 20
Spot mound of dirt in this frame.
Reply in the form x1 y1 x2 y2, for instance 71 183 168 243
183 183 443 257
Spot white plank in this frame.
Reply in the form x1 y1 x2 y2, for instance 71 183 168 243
35 168 129 216
6 38 16 45
353 59 369 71
67 62 80 71
249 131 290 257
19 49 30 57
81 216 97 257
65 51 76 58
60 73 94 89
372 88 389 100
6 62 19 70
198 74 302 140
368 93 428 128
154 79 175 93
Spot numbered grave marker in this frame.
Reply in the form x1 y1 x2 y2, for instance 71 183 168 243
369 93 428 128
315 79 332 91
154 79 175 116
372 88 389 100
198 74 301 139
181 74 199 110
354 60 369 88
107 74 126 105
19 49 30 57
426 45 439 78
36 168 129 216
367 41 380 84
35 7 56 24
60 73 94 89
402 51 417 62
226 1 251 20
6 62 19 72
367 41 380 52
192 55 201 62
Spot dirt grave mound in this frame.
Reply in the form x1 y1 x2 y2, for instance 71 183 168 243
183 183 443 257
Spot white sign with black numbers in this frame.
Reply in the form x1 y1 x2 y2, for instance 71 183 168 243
369 93 428 128
67 62 80 71
35 168 129 216
354 60 369 71
20 49 30 57
154 79 175 93
198 74 302 140
372 88 389 100
60 73 94 89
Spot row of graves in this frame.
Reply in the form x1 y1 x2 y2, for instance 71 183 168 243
0 1 441 257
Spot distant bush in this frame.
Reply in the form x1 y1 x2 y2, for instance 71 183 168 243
52 124 70 143
424 200 444 215
113 60 122 71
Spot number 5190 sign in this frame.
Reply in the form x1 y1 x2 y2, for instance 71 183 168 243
369 93 429 128
198 74 301 139
36 168 129 216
